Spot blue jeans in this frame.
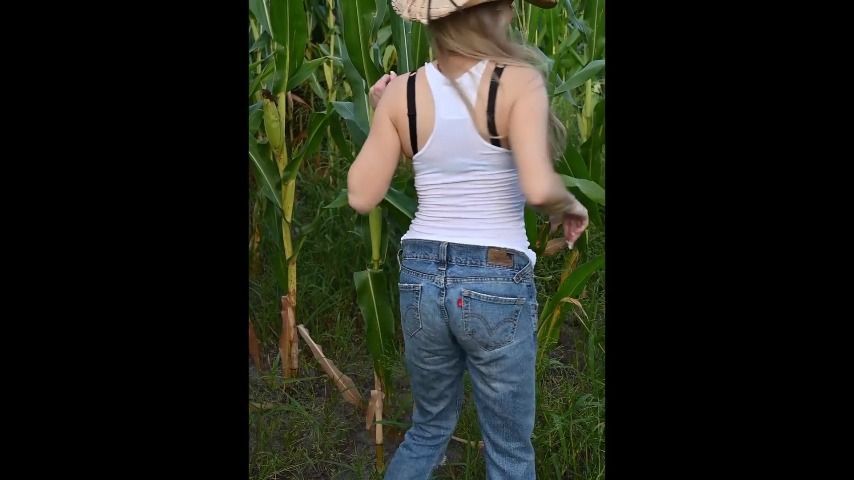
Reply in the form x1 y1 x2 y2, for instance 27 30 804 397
384 239 539 479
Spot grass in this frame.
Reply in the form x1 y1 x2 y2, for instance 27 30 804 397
249 140 605 479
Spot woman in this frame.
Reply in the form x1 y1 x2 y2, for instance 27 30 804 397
347 1 588 478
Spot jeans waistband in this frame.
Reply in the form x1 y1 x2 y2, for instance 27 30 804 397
397 239 533 283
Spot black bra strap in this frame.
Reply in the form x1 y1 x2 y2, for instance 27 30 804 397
407 71 418 155
487 64 505 147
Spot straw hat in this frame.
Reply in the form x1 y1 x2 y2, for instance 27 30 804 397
392 0 558 25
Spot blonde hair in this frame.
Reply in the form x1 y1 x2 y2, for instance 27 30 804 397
427 1 566 160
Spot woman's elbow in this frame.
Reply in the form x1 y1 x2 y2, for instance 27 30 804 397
347 174 375 214
348 191 375 214
524 189 551 208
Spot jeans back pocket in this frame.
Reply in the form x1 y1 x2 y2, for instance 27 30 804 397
399 283 423 337
462 288 526 351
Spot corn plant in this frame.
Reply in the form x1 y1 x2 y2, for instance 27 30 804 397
513 0 606 361
335 0 398 409
248 0 332 378
327 0 433 406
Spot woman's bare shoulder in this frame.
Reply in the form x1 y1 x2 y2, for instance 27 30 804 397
499 64 547 100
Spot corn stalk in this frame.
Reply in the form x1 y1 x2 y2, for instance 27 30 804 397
248 0 311 379
336 0 405 471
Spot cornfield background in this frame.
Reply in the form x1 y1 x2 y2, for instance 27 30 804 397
248 0 605 478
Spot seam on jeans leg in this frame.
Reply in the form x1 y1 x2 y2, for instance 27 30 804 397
440 284 449 325
455 379 464 422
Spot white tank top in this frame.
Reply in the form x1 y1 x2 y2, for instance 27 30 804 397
400 60 537 267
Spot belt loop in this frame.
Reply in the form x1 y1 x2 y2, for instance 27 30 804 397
514 261 532 283
438 241 448 271
396 246 403 270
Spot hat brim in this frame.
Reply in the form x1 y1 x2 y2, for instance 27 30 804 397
392 0 559 25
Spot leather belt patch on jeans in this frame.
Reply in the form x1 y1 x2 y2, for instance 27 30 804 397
487 247 514 267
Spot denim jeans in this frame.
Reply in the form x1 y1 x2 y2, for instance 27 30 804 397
384 239 539 480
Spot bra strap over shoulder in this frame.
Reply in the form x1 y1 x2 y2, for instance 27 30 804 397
407 70 418 156
486 64 506 148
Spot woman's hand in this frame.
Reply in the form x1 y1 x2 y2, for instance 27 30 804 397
549 201 589 249
369 71 397 109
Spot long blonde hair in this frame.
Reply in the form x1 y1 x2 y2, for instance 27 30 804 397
426 1 566 160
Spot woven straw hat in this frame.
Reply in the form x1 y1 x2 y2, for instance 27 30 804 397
392 0 558 25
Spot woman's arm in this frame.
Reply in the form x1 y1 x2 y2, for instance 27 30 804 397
508 68 588 245
347 76 405 214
